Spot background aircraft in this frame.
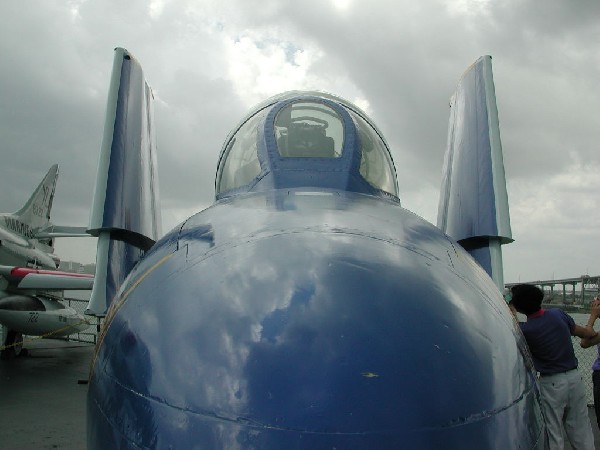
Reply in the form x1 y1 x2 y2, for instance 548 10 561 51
86 49 546 448
0 165 93 359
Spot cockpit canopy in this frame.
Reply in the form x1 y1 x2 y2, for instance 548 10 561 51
215 91 399 201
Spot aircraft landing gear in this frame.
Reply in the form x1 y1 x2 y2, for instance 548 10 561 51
1 330 26 360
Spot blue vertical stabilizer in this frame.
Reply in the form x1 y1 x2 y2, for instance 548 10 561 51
437 55 512 289
86 48 161 316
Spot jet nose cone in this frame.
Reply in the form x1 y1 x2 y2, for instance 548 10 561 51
89 227 543 448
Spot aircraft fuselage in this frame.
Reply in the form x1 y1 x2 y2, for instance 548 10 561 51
85 54 546 447
87 189 545 448
0 164 91 358
0 215 57 270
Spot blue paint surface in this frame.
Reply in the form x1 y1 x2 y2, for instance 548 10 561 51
87 83 544 448
88 190 545 448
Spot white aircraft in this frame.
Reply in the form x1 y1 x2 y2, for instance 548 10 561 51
0 164 94 359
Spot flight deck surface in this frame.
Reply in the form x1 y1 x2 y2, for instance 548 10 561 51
0 339 91 449
0 339 599 449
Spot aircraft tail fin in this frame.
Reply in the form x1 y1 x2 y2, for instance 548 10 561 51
13 164 59 232
86 48 161 316
437 55 513 290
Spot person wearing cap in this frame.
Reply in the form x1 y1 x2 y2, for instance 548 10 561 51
508 283 597 450
579 294 600 432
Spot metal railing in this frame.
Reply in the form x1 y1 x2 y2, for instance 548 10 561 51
572 329 597 406
62 296 103 345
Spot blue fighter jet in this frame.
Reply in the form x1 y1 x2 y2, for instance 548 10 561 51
85 49 547 448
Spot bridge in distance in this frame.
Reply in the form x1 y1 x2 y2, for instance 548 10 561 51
506 274 600 308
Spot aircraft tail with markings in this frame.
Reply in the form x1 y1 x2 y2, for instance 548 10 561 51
11 164 58 236
0 164 95 359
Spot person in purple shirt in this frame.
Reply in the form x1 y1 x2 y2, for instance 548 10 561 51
580 294 600 433
509 284 597 450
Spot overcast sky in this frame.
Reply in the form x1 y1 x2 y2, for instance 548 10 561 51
1 0 599 284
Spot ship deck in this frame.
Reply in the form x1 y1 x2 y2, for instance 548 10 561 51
0 339 599 449
0 339 90 449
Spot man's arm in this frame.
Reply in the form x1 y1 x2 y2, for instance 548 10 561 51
574 324 598 341
580 298 600 348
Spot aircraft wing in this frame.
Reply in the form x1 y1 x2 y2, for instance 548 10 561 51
33 225 91 238
0 265 94 291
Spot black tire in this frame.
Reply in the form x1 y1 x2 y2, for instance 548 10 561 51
1 330 23 360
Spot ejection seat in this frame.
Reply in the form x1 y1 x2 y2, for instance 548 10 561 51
280 118 335 158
